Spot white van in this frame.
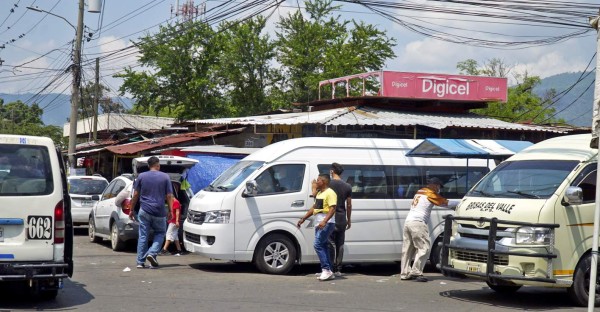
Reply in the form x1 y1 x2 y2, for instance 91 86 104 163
441 134 599 306
0 135 73 299
183 137 493 274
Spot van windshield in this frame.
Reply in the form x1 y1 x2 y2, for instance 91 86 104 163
468 160 578 199
204 161 264 192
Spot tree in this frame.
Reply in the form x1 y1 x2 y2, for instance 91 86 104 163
275 0 396 104
117 21 225 121
0 99 65 147
457 59 562 124
79 81 110 120
217 16 281 115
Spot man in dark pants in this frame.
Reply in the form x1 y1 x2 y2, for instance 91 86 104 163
328 163 352 276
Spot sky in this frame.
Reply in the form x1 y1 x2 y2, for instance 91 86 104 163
0 0 597 109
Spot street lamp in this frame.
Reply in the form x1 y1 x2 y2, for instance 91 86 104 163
26 1 99 172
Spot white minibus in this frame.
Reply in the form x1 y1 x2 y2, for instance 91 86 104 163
183 137 493 274
441 134 599 306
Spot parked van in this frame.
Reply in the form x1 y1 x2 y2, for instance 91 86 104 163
183 137 493 274
0 134 73 299
441 134 599 306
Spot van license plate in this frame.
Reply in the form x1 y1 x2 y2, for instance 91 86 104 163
467 264 481 273
82 200 93 207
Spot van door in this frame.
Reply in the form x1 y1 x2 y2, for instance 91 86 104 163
234 163 311 259
0 141 60 261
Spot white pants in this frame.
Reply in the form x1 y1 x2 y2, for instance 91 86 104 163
400 221 430 278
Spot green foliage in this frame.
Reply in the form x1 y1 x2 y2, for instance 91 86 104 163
0 99 65 147
118 0 397 117
458 59 562 124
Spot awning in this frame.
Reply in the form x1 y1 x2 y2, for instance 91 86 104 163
406 139 533 159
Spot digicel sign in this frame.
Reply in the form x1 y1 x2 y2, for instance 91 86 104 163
381 71 507 102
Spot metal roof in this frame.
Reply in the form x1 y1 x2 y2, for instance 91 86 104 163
180 145 260 155
63 113 176 136
104 131 226 155
187 106 566 133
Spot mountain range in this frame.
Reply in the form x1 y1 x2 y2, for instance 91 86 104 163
0 71 595 127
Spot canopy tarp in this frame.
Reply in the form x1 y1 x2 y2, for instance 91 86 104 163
406 139 533 159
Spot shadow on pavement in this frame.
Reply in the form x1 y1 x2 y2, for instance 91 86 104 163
0 279 94 309
439 283 576 310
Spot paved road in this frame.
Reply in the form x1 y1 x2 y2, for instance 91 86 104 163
0 229 591 311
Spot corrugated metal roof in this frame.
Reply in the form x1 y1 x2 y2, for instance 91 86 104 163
64 113 176 136
187 106 565 133
180 145 260 155
105 131 225 155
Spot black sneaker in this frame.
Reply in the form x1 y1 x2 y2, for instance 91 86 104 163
146 254 159 268
414 276 428 282
159 249 169 256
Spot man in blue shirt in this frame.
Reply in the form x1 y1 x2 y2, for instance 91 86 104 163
129 156 173 269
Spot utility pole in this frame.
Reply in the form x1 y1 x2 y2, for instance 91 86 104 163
589 10 600 312
68 0 85 172
93 57 99 142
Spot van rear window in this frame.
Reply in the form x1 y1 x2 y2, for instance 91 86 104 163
0 145 53 196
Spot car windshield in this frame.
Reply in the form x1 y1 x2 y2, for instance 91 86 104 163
204 161 264 192
69 178 108 195
467 160 578 199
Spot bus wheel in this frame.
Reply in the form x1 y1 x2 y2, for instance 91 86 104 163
568 254 600 307
486 281 521 293
254 234 297 275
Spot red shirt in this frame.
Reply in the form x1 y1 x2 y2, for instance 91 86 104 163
168 199 181 224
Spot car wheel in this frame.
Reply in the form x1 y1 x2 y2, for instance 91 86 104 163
429 236 443 272
254 234 296 275
110 222 126 251
88 217 102 243
486 281 521 293
568 253 600 306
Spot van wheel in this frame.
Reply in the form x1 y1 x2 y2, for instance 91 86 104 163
486 281 521 293
429 237 443 272
568 254 600 306
88 217 102 243
254 234 296 275
110 223 126 251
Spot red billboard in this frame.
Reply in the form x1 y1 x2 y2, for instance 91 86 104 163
381 71 507 102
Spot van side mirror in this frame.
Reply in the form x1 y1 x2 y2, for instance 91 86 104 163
563 186 582 206
243 180 258 197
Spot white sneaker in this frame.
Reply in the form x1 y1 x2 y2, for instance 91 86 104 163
334 271 342 277
319 270 334 281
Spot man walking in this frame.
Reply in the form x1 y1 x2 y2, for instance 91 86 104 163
328 163 352 276
129 156 173 269
400 177 456 282
297 174 337 281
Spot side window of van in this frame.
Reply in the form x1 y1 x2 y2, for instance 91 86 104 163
572 165 596 203
256 164 305 195
394 167 421 199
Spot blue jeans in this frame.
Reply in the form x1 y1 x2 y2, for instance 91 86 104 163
137 209 167 265
314 222 335 271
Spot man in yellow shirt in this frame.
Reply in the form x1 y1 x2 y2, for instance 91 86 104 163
297 173 337 281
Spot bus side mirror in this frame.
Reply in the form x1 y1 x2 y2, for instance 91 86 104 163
243 180 258 197
563 186 582 206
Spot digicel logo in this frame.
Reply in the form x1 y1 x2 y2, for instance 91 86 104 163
422 78 470 98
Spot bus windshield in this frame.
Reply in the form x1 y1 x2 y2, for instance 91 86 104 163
203 160 264 192
467 160 578 199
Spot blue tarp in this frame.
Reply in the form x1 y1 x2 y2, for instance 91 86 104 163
185 154 244 194
406 139 533 159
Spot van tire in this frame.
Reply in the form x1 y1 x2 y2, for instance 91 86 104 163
254 234 296 275
568 254 600 307
88 218 102 243
429 237 443 272
110 223 126 251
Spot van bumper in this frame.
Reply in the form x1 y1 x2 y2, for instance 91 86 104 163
183 222 236 260
0 262 69 281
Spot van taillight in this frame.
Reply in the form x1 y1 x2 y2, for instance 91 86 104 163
54 200 65 244
121 199 131 215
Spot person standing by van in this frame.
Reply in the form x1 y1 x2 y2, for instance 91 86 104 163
297 174 337 281
328 163 352 276
129 156 173 269
400 177 455 282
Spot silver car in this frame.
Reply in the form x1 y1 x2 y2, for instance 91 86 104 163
68 175 108 226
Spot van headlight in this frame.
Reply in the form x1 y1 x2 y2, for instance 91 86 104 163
509 227 552 245
204 210 231 224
